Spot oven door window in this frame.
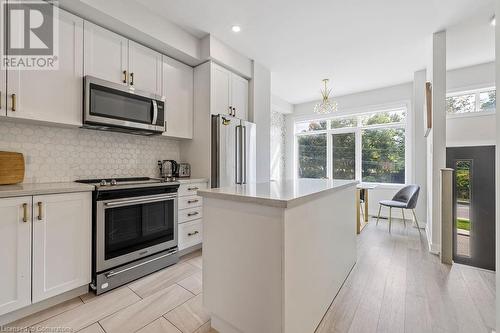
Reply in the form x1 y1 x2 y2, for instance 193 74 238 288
104 200 174 260
90 83 153 124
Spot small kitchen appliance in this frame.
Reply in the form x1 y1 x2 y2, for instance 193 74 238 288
178 163 191 178
159 160 179 181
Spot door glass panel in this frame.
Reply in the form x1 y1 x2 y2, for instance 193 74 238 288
297 134 327 178
105 199 175 260
90 84 153 124
332 133 356 180
455 160 472 258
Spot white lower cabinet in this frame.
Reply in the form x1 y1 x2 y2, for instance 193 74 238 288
0 197 32 316
0 192 91 316
32 193 91 303
178 181 207 252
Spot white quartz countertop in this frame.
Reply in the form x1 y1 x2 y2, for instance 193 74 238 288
176 178 209 184
0 182 95 198
197 179 358 208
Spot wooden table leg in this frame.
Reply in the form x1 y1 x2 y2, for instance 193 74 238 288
356 189 361 234
364 189 369 222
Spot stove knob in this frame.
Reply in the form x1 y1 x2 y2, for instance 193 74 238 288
110 179 117 186
100 180 108 186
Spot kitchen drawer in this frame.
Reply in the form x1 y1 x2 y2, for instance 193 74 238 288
178 206 203 224
178 182 207 197
178 195 203 210
178 219 202 250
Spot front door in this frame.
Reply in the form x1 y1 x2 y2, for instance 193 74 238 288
446 146 495 270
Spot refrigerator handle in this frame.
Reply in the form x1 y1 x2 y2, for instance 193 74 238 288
235 125 242 184
242 126 247 184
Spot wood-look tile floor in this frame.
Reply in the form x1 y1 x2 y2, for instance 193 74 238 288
6 251 216 333
316 219 496 333
6 219 495 333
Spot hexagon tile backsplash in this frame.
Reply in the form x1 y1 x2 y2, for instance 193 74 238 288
0 121 180 183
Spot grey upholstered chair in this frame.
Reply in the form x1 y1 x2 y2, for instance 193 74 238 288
376 185 421 233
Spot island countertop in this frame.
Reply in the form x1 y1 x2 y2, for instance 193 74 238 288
197 178 358 208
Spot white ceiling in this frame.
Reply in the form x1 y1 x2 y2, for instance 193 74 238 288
133 0 494 104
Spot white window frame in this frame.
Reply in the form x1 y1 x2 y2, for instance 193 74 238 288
294 107 408 186
446 86 496 117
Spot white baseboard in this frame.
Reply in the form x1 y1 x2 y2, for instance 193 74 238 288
425 224 441 255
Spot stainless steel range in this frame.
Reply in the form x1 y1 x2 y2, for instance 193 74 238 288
75 177 179 294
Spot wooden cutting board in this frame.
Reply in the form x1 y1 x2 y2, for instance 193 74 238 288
0 151 25 185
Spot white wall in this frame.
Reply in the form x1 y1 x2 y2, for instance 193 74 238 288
250 62 272 182
426 31 447 254
446 62 496 147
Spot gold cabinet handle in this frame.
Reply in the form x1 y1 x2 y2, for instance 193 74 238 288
11 94 16 111
130 72 134 86
37 202 43 220
187 187 199 191
187 211 199 217
187 231 199 237
187 199 199 204
122 70 127 84
22 203 28 223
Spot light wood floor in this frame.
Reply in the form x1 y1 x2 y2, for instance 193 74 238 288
316 219 496 333
6 219 495 333
5 251 215 333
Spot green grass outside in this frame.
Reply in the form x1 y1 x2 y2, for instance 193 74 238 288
457 218 470 231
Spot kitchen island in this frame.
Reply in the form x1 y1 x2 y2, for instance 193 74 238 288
197 179 358 333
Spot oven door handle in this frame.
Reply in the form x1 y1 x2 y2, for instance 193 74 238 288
104 194 177 208
105 248 178 278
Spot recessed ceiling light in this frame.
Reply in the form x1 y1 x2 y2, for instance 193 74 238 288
232 25 241 33
490 15 496 26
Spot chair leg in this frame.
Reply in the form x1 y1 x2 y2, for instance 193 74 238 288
389 207 392 233
376 205 382 225
412 209 422 234
402 208 406 227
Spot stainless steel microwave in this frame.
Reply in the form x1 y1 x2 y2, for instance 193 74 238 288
83 76 165 135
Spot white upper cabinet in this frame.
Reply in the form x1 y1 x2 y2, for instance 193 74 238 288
211 63 232 116
162 56 193 139
128 41 162 95
32 192 91 303
84 21 128 86
0 197 32 316
211 63 248 120
230 74 249 120
6 9 84 126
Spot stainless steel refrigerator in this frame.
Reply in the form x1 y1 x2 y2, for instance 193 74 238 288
211 115 256 188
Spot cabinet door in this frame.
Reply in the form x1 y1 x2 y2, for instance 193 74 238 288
6 9 84 126
128 41 162 95
230 74 249 120
0 197 32 316
211 63 232 116
32 192 91 303
162 56 193 139
84 21 128 85
0 68 5 117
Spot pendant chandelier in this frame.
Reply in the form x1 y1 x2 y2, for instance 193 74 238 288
313 79 337 115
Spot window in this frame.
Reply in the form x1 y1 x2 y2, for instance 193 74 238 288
332 133 356 180
297 134 327 178
362 128 405 183
446 88 496 114
295 108 407 184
